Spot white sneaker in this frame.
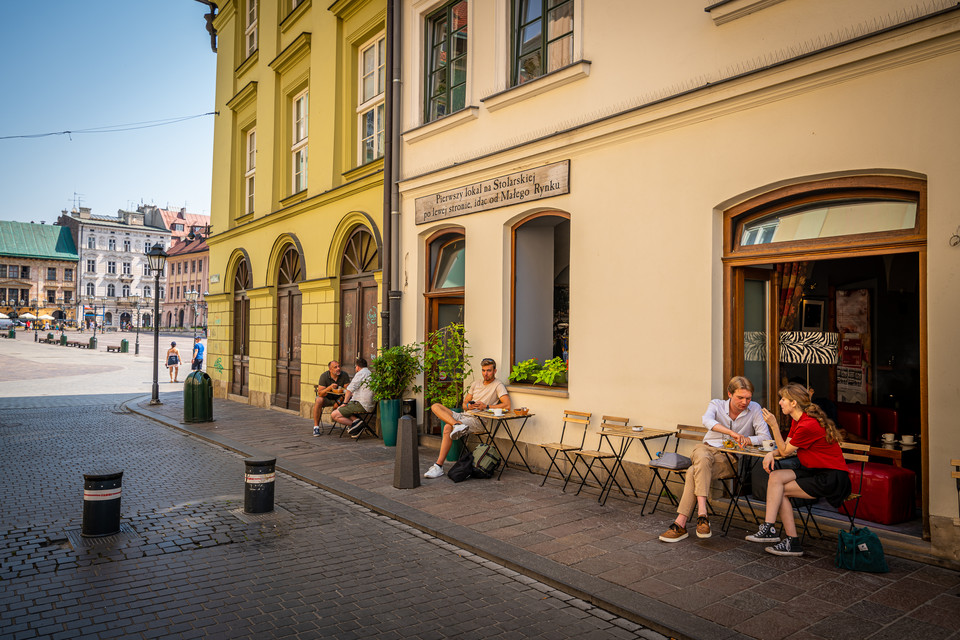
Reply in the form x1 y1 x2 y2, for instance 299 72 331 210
312 426 320 437
450 424 469 440
423 463 444 479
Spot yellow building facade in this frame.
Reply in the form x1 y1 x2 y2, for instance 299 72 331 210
206 0 386 416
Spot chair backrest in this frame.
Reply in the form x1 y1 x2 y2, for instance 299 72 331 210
840 441 871 495
671 424 707 452
595 415 629 451
558 410 592 449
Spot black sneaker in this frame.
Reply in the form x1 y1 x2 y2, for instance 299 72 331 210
745 522 780 543
766 536 803 557
347 419 364 436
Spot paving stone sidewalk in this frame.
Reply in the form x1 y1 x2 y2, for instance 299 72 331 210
128 394 960 640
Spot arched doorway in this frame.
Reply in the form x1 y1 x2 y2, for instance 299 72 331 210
120 312 131 328
339 226 379 372
273 246 303 410
104 312 113 327
178 309 185 327
166 311 172 327
232 258 252 397
142 313 151 328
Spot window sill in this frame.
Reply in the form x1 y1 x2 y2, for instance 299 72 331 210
342 157 384 182
704 0 787 25
403 106 480 144
279 191 309 209
482 60 591 113
280 0 311 33
506 383 569 399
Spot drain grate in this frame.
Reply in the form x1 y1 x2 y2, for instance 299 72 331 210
64 523 141 550
228 505 292 524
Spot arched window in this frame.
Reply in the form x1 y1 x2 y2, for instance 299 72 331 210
339 227 379 371
425 229 465 337
511 213 570 378
86 283 95 296
143 285 152 298
121 285 130 297
107 284 116 297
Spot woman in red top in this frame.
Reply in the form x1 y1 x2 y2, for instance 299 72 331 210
745 383 851 557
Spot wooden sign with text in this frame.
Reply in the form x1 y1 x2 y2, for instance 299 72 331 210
415 160 570 224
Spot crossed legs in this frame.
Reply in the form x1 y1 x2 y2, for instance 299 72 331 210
762 469 816 538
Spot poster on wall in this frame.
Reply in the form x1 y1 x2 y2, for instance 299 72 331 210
836 289 871 403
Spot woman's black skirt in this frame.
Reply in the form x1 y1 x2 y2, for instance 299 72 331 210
793 467 852 508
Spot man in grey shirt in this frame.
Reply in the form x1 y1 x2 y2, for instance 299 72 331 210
332 358 375 438
659 376 772 543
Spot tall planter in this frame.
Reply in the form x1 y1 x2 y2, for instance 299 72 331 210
379 399 402 447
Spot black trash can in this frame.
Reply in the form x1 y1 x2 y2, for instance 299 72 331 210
183 371 214 423
82 471 123 537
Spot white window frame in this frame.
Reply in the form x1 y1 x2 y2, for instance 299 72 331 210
86 283 95 296
245 0 258 57
357 34 386 165
87 259 96 273
123 239 131 252
87 236 96 249
122 262 131 275
245 127 256 214
108 261 117 275
291 90 309 194
144 285 152 298
107 284 116 297
122 285 130 297
108 238 117 251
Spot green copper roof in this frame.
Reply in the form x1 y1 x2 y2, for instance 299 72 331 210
0 221 79 261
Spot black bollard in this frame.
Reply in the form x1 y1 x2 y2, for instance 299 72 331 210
82 471 123 537
244 457 276 514
394 416 420 489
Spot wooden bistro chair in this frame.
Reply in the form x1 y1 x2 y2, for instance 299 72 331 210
834 441 871 531
643 424 705 515
537 410 591 487
566 416 629 498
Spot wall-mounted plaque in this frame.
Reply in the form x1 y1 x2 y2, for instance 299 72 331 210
415 160 570 224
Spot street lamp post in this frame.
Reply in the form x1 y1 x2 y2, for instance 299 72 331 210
185 289 199 343
147 244 168 405
31 298 39 341
130 294 142 356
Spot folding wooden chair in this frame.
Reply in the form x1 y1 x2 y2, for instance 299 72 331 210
643 424 724 516
338 409 378 441
836 441 871 530
537 410 591 487
566 416 628 497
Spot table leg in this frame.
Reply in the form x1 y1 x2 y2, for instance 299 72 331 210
599 437 637 506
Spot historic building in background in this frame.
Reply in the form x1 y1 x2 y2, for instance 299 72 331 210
164 233 210 331
395 0 960 563
0 220 78 325
205 0 387 413
57 207 171 329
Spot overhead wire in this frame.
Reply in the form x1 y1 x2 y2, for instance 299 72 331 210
0 112 218 140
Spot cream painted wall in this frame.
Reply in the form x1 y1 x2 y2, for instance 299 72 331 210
398 3 960 559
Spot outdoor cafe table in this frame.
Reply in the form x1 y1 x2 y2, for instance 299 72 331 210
465 410 535 480
595 426 673 507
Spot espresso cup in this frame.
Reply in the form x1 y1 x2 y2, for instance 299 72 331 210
901 434 915 444
761 440 776 451
881 433 895 443
492 408 504 416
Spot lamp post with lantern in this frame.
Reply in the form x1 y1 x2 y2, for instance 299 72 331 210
185 289 200 342
146 244 168 405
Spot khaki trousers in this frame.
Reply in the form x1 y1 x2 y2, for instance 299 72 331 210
676 443 736 519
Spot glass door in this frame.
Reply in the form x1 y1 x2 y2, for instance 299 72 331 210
736 267 778 409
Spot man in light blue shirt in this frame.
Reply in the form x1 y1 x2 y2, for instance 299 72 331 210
191 337 205 371
659 376 772 543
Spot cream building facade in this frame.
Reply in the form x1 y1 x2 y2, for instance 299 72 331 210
205 0 387 414
397 0 960 563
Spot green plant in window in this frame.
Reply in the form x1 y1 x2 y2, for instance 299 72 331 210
532 356 567 386
423 323 473 409
509 358 542 383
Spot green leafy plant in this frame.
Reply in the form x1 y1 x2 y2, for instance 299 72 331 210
367 344 423 402
532 356 567 386
423 323 472 409
509 358 542 383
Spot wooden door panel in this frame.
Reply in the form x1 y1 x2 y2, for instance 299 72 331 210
340 287 359 371
361 283 378 364
232 297 250 396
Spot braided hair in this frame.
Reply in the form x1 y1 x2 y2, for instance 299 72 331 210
778 382 842 444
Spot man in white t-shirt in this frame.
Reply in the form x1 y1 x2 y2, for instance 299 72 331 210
423 357 511 479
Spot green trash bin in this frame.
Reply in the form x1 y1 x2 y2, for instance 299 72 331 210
60 334 67 346
183 371 214 423
47 332 54 341
88 336 97 350
120 339 129 353
8 329 15 339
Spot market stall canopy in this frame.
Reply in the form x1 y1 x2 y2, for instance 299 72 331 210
39 314 55 320
19 313 37 320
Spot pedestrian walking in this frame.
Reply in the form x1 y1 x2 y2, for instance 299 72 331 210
166 342 182 383
191 336 205 372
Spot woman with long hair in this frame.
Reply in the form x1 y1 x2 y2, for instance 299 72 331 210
165 341 182 383
745 382 850 557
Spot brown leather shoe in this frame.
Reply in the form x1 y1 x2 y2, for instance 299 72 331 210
696 515 712 538
659 522 689 543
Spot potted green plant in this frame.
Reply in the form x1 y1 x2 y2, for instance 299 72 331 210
368 344 423 447
509 358 542 384
532 356 567 386
422 323 472 460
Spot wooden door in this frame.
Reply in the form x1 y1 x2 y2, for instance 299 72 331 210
339 227 380 371
732 267 779 410
273 248 303 410
232 259 251 396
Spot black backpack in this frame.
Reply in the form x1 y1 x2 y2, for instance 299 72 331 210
447 446 474 483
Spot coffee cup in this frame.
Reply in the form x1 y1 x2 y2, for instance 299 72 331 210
901 434 915 445
491 408 504 416
761 440 776 451
881 433 895 443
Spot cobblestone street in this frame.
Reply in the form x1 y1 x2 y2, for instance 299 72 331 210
0 395 664 640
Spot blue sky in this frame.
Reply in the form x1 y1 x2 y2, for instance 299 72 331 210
0 2 217 224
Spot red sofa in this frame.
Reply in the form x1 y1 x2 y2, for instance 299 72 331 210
838 461 916 525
